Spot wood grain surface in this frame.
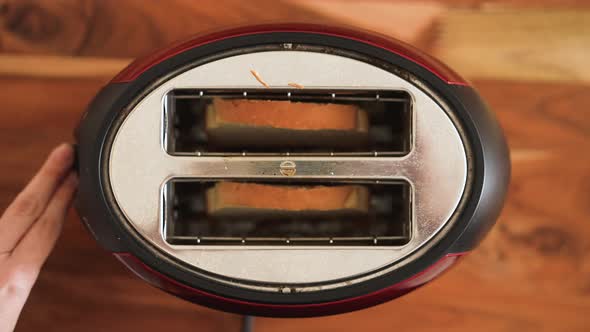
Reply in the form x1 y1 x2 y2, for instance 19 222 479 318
434 9 590 83
0 0 588 331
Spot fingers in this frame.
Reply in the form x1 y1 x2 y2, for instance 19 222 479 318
0 171 76 332
11 171 78 273
0 144 74 254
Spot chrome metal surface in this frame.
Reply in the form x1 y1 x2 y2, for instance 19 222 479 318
108 50 468 290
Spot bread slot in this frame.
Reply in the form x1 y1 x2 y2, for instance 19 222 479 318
165 180 411 246
166 89 411 155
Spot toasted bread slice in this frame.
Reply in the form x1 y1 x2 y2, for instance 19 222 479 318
205 98 369 149
207 182 370 217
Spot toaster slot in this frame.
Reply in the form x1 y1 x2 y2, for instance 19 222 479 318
164 179 411 246
164 89 412 156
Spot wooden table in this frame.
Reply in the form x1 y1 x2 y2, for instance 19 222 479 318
1 1 588 331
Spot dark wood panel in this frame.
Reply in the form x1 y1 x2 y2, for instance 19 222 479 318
1 76 588 331
0 0 329 57
0 77 239 331
0 77 103 210
18 214 240 331
474 80 590 150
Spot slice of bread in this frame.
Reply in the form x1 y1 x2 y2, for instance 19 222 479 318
206 182 370 217
205 98 369 149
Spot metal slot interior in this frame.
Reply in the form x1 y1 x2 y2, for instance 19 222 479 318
165 179 411 246
165 89 412 156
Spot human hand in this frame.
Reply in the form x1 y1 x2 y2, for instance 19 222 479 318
0 144 78 332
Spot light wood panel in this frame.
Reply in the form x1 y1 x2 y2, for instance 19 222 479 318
0 54 130 78
434 9 590 83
